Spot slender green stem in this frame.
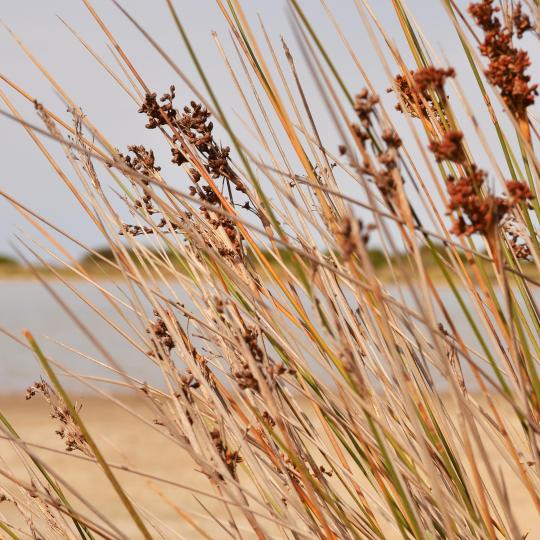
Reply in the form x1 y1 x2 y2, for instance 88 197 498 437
25 332 153 540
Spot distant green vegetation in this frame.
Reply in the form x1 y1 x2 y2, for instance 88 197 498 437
0 243 487 282
0 253 18 266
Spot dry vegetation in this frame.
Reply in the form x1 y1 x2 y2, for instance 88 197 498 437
0 0 539 539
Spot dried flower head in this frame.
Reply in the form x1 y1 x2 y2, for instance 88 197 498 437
243 326 264 363
210 428 242 480
26 379 91 457
429 130 466 163
469 1 537 117
123 145 161 176
413 67 456 94
233 362 260 392
350 111 402 204
391 67 455 119
138 87 247 194
512 4 533 39
446 167 534 236
146 309 177 360
353 89 379 129
381 129 402 149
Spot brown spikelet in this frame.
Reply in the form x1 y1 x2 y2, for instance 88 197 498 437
429 130 466 163
469 1 538 120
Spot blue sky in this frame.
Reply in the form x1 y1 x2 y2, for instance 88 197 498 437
0 1 534 259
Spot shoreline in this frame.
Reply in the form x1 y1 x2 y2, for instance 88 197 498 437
2 265 539 285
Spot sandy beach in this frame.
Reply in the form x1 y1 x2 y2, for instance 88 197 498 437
0 393 537 539
0 394 225 539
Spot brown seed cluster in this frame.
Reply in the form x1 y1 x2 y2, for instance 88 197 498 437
469 1 537 117
233 326 295 392
348 90 402 202
175 369 202 425
233 363 260 392
205 213 242 258
338 217 373 260
275 450 333 492
429 130 466 163
180 370 201 396
391 67 455 119
353 89 379 129
179 340 214 400
123 145 161 175
381 128 402 149
446 166 533 236
137 87 249 259
139 86 246 194
349 88 380 146
512 3 533 39
210 428 242 480
146 309 176 360
133 193 158 215
118 144 184 236
119 223 156 236
243 327 264 363
413 67 456 94
138 87 175 130
506 179 534 204
233 326 265 392
26 380 91 457
363 142 401 201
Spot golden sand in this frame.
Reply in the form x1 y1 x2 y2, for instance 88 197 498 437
0 394 537 539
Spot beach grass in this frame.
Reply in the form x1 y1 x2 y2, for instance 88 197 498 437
0 1 539 538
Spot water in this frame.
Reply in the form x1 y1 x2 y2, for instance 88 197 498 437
0 279 158 392
0 278 526 393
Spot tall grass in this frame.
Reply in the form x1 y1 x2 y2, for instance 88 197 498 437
0 0 539 538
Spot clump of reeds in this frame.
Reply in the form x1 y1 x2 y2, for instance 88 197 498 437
0 0 539 538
